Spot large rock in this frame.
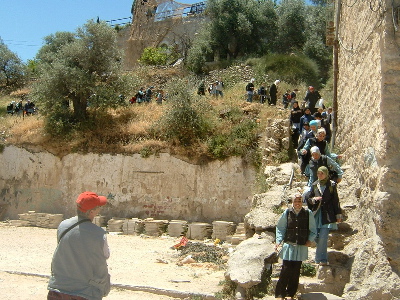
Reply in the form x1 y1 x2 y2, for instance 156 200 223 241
244 163 301 237
225 233 275 289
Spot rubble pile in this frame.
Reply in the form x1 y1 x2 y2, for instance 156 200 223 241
178 242 228 265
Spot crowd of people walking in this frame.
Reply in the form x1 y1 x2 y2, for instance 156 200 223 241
6 99 36 116
274 84 343 300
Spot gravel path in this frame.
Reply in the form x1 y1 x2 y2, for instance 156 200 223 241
0 225 226 299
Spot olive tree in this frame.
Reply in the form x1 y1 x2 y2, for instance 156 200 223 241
0 38 26 90
275 0 307 53
303 4 333 82
188 0 277 65
33 20 129 130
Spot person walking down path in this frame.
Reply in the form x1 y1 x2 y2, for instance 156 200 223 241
215 79 224 97
274 193 317 300
269 80 280 105
305 166 343 266
48 191 111 300
246 78 255 102
304 86 322 114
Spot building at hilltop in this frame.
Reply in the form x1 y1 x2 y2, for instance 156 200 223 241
119 0 207 69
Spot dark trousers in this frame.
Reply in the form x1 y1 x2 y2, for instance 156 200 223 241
47 291 88 300
275 260 302 298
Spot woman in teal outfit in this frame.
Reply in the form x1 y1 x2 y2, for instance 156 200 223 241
275 193 317 300
305 166 342 266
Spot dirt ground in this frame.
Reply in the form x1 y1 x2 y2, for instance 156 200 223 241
0 225 228 300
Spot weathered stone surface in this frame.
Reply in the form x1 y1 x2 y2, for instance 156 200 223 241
243 191 282 235
335 0 400 298
0 145 255 223
299 292 344 300
263 119 291 164
225 233 275 289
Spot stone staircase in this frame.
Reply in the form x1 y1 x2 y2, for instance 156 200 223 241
240 161 358 299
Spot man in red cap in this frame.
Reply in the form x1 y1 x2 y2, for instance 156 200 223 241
47 192 110 300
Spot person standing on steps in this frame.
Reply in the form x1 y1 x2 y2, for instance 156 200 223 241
305 166 343 266
275 193 317 300
47 191 111 300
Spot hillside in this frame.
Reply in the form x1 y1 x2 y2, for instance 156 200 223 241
0 64 291 162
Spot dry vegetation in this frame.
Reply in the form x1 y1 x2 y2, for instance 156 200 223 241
0 66 294 161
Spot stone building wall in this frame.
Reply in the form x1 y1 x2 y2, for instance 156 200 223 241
122 0 205 68
336 0 400 297
0 146 255 223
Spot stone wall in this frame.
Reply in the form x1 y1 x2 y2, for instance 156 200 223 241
336 0 400 297
121 0 205 68
0 146 255 223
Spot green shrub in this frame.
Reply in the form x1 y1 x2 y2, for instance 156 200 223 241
151 79 212 146
139 147 152 158
139 47 168 65
301 263 317 277
255 53 320 88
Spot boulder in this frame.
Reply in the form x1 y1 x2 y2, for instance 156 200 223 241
225 233 275 289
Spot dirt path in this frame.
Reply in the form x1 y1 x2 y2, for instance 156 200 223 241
0 225 226 299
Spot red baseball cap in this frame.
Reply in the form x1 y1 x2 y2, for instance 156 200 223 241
76 191 107 213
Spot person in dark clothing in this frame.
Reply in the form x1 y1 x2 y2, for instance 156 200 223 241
299 108 315 133
305 146 343 187
246 78 255 102
197 82 206 95
145 86 154 102
304 86 322 114
282 90 291 109
258 84 267 104
305 166 342 266
290 101 303 149
269 80 280 105
24 100 35 115
301 128 332 157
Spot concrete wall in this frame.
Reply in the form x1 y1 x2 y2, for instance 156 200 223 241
336 0 400 297
0 146 255 223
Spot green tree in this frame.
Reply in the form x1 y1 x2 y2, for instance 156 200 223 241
275 0 307 53
32 20 128 130
205 0 277 59
186 26 213 73
0 38 26 90
303 4 332 83
36 31 76 64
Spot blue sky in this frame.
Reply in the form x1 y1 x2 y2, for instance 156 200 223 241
0 0 199 62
